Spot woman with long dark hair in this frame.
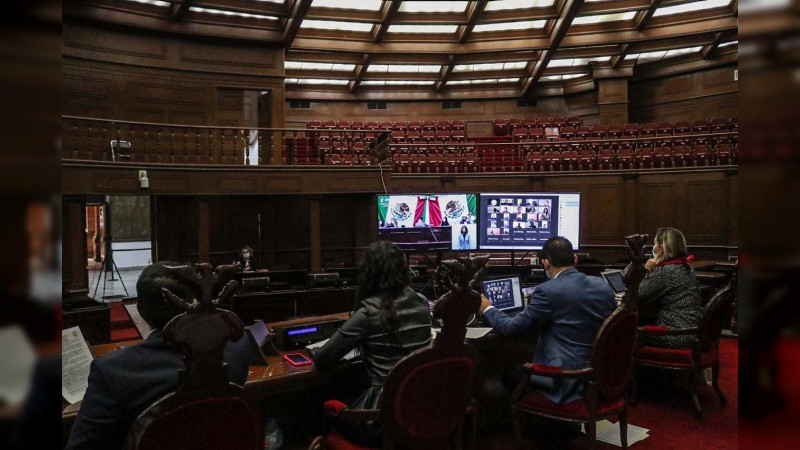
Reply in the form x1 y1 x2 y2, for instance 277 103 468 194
309 241 432 446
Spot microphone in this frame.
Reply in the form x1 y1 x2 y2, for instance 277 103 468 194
426 224 440 242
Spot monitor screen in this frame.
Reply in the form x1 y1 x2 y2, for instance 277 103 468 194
602 270 627 294
478 192 580 250
377 194 478 250
481 276 524 312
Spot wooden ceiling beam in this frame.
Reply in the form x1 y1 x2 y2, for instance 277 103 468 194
349 54 371 93
700 32 724 58
458 1 488 44
170 0 194 21
372 1 401 43
612 43 631 68
283 0 313 49
636 0 663 31
522 0 584 96
436 55 456 92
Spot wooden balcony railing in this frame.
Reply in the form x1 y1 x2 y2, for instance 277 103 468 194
62 116 391 165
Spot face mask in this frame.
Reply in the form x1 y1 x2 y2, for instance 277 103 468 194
242 252 250 259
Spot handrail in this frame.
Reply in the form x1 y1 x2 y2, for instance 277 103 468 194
62 115 391 134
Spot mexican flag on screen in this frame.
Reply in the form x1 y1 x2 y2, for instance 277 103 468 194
379 194 476 227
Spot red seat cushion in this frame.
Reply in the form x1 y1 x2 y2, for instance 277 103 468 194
515 390 624 420
636 346 716 368
323 429 379 450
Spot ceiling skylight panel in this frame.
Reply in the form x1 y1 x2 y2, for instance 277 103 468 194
301 20 374 32
664 46 701 57
448 78 520 85
124 0 169 7
547 56 610 68
718 40 738 48
454 61 529 72
296 78 349 85
485 0 555 10
572 11 637 25
285 61 355 71
368 65 441 73
387 24 459 33
541 74 587 81
361 80 435 86
653 0 732 17
399 1 469 13
311 0 383 11
473 20 547 32
189 6 279 20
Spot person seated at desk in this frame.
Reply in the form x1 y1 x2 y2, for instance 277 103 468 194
235 245 256 271
308 241 432 447
638 227 701 348
479 236 616 405
65 262 250 450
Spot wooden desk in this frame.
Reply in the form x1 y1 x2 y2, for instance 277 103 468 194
691 260 719 271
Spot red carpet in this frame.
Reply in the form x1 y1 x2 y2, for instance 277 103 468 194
739 338 800 450
108 301 142 342
478 337 738 449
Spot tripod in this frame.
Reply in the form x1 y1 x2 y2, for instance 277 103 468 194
91 202 130 300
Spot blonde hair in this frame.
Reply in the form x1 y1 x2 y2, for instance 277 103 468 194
655 227 688 261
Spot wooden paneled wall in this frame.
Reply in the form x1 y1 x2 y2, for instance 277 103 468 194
63 20 286 128
122 169 737 273
629 64 738 123
285 91 600 136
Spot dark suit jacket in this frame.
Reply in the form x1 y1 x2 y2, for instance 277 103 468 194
483 268 616 404
65 330 250 450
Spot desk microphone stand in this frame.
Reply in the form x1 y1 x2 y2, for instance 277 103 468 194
91 201 130 301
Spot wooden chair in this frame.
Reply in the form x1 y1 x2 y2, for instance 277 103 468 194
124 264 261 450
633 264 737 418
309 256 489 450
510 235 645 449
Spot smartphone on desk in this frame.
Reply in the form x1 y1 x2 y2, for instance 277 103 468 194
283 352 313 367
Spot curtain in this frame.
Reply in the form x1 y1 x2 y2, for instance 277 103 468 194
428 196 442 226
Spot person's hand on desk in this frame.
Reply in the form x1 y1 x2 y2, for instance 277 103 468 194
479 294 492 314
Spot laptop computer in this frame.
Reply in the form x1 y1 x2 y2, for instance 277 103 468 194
481 276 524 314
601 270 627 300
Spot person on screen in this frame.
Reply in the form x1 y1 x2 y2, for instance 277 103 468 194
386 218 398 228
638 227 701 348
515 222 523 229
414 218 426 227
309 241 432 447
235 245 256 271
441 216 450 226
542 207 550 220
66 262 250 450
478 237 615 405
458 226 472 250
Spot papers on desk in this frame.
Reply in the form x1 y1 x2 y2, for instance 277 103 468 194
582 420 650 447
431 327 493 340
305 338 361 362
62 326 93 404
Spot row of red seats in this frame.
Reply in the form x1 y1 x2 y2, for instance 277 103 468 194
495 117 737 137
493 116 583 136
390 129 467 142
307 120 465 132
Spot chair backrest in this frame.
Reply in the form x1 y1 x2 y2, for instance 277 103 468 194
697 264 738 352
589 307 639 400
124 384 261 450
124 264 261 450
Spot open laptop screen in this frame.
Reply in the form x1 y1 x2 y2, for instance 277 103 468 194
601 270 626 294
481 276 524 312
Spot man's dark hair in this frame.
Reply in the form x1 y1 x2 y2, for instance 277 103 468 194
539 236 575 268
136 262 194 330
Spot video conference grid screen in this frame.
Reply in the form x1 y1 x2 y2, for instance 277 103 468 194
482 276 523 312
478 193 580 250
377 194 478 250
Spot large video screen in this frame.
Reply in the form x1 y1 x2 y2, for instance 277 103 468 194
478 192 581 250
378 194 478 250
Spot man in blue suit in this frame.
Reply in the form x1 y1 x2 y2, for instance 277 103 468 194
65 262 250 450
480 237 616 404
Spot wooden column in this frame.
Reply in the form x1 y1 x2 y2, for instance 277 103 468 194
63 196 89 296
270 87 286 166
596 78 629 125
309 196 321 271
197 198 211 263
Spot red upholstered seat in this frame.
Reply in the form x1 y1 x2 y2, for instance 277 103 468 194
633 264 737 418
516 390 625 421
636 346 717 368
321 429 380 450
